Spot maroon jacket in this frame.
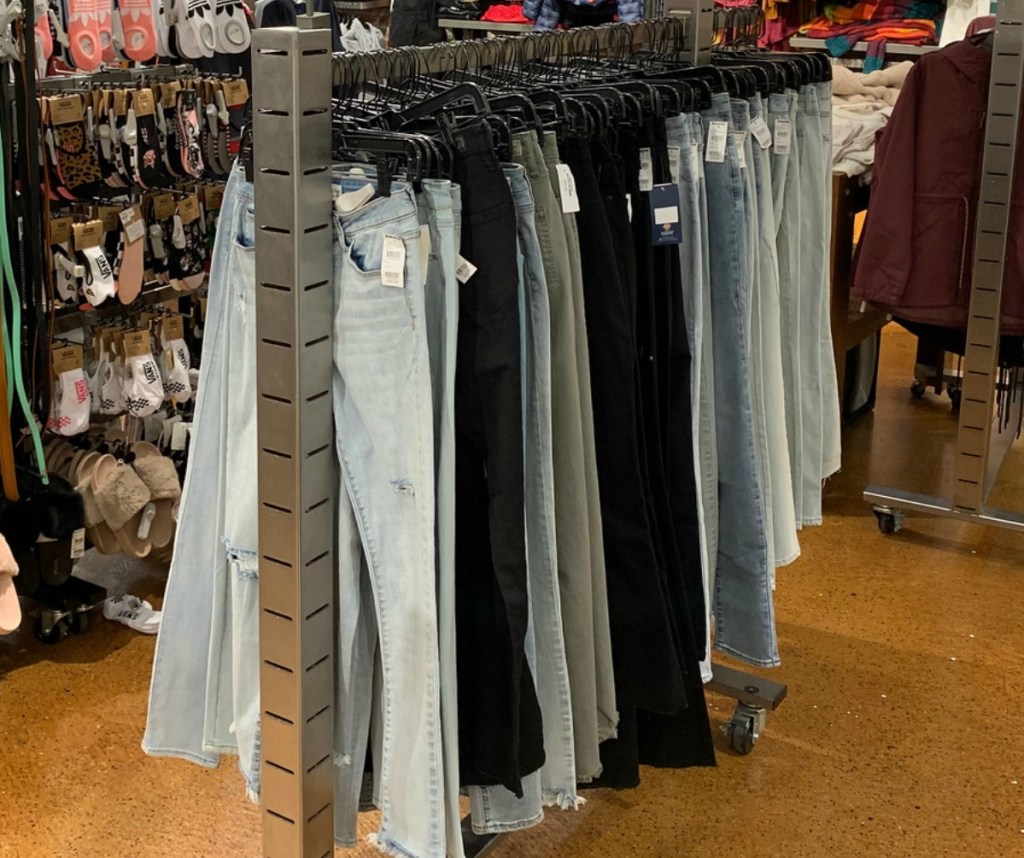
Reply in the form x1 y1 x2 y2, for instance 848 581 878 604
853 37 1024 334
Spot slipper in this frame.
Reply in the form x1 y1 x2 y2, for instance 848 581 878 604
92 453 152 558
75 452 121 554
103 592 160 633
131 441 179 548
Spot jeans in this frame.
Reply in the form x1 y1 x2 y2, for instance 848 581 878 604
774 90 805 530
514 131 616 784
451 119 544 796
543 132 618 778
466 162 577 834
330 174 445 858
703 93 778 668
796 85 828 527
143 166 251 781
748 94 800 570
665 113 715 682
417 179 466 858
817 81 842 481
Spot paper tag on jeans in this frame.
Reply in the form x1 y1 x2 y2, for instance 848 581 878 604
555 164 580 213
733 132 747 170
381 234 406 289
705 121 728 163
773 119 793 156
638 147 654 192
625 193 633 223
668 146 681 184
750 115 772 149
455 254 477 284
649 184 682 246
70 527 85 559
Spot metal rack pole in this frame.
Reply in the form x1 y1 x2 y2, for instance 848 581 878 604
865 0 1024 534
253 18 336 858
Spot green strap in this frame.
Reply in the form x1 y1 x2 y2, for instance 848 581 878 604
0 120 49 484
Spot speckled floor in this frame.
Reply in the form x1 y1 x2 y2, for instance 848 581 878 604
2 324 1023 858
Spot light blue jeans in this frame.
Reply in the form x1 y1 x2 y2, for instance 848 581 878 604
330 174 446 858
468 164 577 835
817 81 842 481
773 91 805 530
748 94 800 571
665 112 715 682
143 167 261 795
703 93 778 668
417 179 465 858
796 86 828 527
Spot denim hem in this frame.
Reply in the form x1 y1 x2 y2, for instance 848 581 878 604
801 517 824 528
470 810 544 836
775 547 801 568
367 832 443 858
140 742 220 769
542 789 585 811
713 640 781 669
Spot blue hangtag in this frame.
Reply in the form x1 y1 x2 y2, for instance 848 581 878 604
649 183 682 246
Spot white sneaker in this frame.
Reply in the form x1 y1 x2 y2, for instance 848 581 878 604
103 593 161 634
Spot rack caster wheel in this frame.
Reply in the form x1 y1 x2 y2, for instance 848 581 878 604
722 703 767 755
910 379 926 398
34 616 70 644
69 611 89 634
873 505 903 535
949 387 962 411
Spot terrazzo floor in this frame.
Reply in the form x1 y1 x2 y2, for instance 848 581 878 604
1 324 1022 858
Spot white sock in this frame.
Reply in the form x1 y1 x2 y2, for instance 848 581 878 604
159 331 192 403
100 353 127 415
214 0 249 54
79 245 117 306
47 366 91 436
174 0 215 59
124 352 165 417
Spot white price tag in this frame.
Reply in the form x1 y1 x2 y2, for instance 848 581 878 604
774 119 793 156
750 115 772 149
555 164 580 213
653 206 679 225
380 234 406 289
70 528 85 559
638 147 654 192
119 207 145 244
705 121 728 163
455 254 477 284
733 132 747 170
668 146 681 184
625 193 633 223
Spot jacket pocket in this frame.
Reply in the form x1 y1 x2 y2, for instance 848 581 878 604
908 193 970 310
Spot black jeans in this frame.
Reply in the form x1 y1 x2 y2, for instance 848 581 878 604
561 138 686 723
451 119 544 797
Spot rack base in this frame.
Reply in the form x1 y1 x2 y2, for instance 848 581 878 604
865 485 1024 535
708 663 787 755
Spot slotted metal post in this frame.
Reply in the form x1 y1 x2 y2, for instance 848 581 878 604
253 19 336 858
865 0 1024 532
954 1 1024 511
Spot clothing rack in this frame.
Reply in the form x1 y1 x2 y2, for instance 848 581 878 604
251 11 783 857
865 0 1024 534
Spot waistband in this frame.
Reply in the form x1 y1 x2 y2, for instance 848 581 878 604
331 171 418 235
502 162 535 211
416 178 456 220
747 93 764 122
702 91 733 126
449 117 500 162
541 130 561 168
730 98 751 131
797 84 819 115
228 163 255 204
511 130 549 186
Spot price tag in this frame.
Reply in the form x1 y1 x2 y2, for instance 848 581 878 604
648 184 682 246
774 119 793 156
120 206 146 244
750 115 772 149
556 164 580 213
170 421 191 451
705 121 728 163
733 132 747 170
626 193 633 223
668 146 681 184
455 254 477 284
70 528 85 560
638 147 654 192
380 235 406 289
